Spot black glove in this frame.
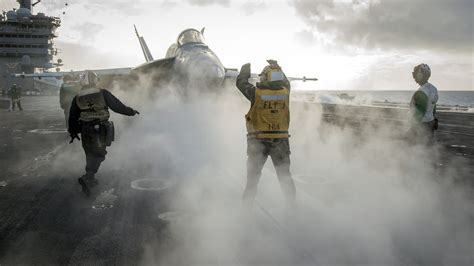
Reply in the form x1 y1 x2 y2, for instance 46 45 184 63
267 59 279 68
239 63 251 79
134 110 140 115
69 134 80 144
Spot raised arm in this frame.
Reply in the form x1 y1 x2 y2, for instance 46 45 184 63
236 63 256 103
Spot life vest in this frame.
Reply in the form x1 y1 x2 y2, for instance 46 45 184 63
76 87 110 122
246 87 290 139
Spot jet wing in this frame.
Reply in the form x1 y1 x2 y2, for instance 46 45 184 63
224 68 317 83
224 68 239 79
224 68 260 80
13 67 132 79
287 76 318 82
13 57 176 86
131 57 175 74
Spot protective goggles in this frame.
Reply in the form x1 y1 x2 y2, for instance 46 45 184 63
260 69 285 82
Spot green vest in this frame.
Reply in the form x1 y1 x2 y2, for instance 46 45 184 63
76 87 110 122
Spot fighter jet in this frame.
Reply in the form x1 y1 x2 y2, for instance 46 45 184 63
14 27 317 91
130 27 227 90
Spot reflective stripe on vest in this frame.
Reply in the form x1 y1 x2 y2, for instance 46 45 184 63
76 87 110 122
246 87 290 139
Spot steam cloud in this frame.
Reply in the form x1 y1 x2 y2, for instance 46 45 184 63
48 71 473 265
187 0 231 7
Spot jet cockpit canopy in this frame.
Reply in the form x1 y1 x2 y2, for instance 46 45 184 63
177 29 205 46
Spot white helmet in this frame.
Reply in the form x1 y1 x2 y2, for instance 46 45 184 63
80 70 100 87
412 63 431 83
259 59 286 83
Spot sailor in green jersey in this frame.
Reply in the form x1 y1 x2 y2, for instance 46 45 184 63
408 63 439 145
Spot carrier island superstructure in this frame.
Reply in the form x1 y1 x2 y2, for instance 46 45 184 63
0 0 61 93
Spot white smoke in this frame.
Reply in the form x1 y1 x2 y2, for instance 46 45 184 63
47 73 473 265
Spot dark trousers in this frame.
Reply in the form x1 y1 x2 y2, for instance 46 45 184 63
81 123 107 176
406 120 436 146
10 99 23 111
243 138 296 204
63 104 71 127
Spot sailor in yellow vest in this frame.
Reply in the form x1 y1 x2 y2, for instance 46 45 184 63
68 71 139 196
408 63 439 145
236 60 296 205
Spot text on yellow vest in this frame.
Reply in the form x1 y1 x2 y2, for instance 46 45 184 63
76 87 110 122
246 87 290 139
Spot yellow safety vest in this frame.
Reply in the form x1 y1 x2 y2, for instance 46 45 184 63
76 87 110 122
246 87 290 139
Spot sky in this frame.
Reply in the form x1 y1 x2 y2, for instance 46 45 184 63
2 0 473 90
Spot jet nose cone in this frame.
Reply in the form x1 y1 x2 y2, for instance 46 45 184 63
187 56 225 87
202 65 225 84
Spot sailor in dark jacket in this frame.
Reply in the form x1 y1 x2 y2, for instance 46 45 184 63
68 71 139 196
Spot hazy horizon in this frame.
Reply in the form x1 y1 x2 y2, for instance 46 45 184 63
1 0 473 91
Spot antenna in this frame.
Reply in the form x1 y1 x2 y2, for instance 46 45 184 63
134 24 154 62
134 24 139 38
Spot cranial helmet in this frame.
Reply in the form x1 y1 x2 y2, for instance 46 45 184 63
412 63 431 84
259 59 286 83
80 70 100 87
63 74 72 82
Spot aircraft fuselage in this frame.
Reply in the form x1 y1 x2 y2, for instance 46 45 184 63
131 28 227 91
170 43 225 88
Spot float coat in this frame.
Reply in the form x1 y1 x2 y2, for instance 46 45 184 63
76 87 110 122
246 87 290 139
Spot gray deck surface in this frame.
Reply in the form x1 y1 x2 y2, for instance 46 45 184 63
0 96 472 265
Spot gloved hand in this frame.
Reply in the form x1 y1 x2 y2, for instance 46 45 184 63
69 134 80 144
267 59 280 68
134 110 140 115
239 63 251 79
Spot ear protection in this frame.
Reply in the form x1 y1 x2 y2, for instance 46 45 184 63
260 65 285 82
80 71 100 86
412 63 431 83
